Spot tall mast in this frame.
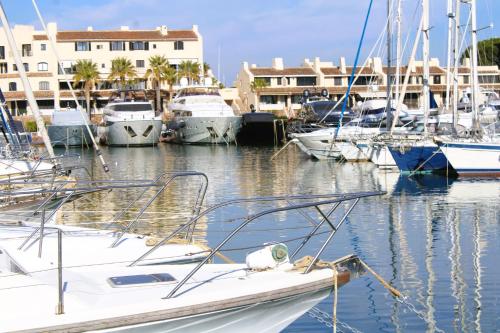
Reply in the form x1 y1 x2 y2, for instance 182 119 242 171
395 0 402 105
422 0 430 136
452 0 461 132
469 0 480 129
0 1 55 158
445 0 454 112
385 0 392 130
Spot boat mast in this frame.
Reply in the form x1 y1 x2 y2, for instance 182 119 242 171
469 0 481 131
385 0 393 130
445 0 454 112
395 0 402 106
0 1 55 159
422 0 430 136
452 0 461 133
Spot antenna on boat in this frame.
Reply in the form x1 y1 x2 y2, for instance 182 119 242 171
0 1 55 159
30 0 110 172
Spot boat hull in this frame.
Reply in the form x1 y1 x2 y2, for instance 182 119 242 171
388 143 450 174
173 116 242 144
47 125 95 147
336 141 369 162
357 142 396 167
438 141 500 176
99 120 162 146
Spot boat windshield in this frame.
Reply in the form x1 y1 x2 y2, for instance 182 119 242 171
108 104 153 112
176 87 221 98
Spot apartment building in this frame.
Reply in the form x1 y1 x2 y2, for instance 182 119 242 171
0 22 203 114
236 56 500 113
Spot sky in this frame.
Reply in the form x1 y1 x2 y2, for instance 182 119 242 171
2 0 499 86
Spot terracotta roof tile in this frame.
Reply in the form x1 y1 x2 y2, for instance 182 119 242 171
383 66 445 74
249 67 316 76
33 34 48 41
0 73 53 79
54 30 198 42
320 67 344 75
3 91 54 100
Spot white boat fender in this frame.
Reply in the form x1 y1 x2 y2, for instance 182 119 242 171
246 243 289 270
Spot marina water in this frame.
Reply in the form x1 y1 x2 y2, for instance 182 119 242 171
59 144 499 332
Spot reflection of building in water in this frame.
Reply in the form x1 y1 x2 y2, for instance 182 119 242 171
59 175 208 244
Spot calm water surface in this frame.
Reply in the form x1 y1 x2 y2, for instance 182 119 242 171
59 144 500 333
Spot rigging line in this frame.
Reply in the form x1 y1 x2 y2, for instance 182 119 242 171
334 0 375 140
318 2 391 124
30 0 110 173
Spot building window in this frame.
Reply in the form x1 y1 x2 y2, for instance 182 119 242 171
136 60 145 68
334 77 342 86
39 81 50 90
463 75 469 84
130 41 149 51
174 41 184 50
433 75 441 84
14 63 29 72
75 41 91 51
110 41 125 51
0 62 7 74
257 77 271 85
291 95 302 104
37 62 48 71
22 44 32 57
41 43 47 51
0 46 4 59
352 76 375 86
96 44 103 50
260 95 278 104
8 82 16 91
296 76 317 86
101 63 105 68
58 61 76 75
152 44 157 49
478 75 499 84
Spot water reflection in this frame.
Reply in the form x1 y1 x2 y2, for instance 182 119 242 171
58 145 499 332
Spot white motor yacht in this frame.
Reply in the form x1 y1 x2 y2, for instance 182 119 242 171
99 91 162 146
167 86 241 144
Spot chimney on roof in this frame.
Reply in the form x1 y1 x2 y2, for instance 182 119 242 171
313 57 321 71
373 57 383 73
47 22 57 38
87 26 93 31
242 62 248 70
430 58 439 66
463 57 471 67
251 64 257 68
339 57 346 74
272 58 284 70
160 25 168 36
192 25 198 32
120 26 129 31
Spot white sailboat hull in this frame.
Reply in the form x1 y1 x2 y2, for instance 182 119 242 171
336 141 369 161
357 143 396 167
439 141 500 176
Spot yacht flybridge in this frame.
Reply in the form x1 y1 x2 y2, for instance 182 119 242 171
167 86 242 144
99 90 162 146
0 182 381 332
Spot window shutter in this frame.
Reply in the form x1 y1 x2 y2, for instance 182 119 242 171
145 42 149 50
109 42 112 50
129 42 134 51
88 42 91 51
75 42 77 51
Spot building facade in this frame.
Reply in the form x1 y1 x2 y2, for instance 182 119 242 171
235 57 500 114
0 23 203 114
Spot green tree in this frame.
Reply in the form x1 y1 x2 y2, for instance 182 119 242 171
250 78 269 111
162 66 178 101
72 59 100 116
108 57 137 94
461 37 500 67
203 62 211 78
178 60 200 84
145 55 168 112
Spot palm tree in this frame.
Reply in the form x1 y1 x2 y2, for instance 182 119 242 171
202 62 211 78
178 60 200 84
73 59 100 116
145 55 168 112
162 66 177 101
250 78 269 112
108 57 137 95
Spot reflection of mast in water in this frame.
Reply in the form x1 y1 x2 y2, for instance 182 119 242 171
446 207 468 332
472 209 483 333
389 194 425 331
388 196 402 333
424 198 437 332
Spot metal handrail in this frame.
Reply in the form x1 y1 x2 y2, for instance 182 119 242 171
109 171 208 248
129 192 382 267
163 191 383 299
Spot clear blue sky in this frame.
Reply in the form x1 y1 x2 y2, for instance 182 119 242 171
3 0 499 86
